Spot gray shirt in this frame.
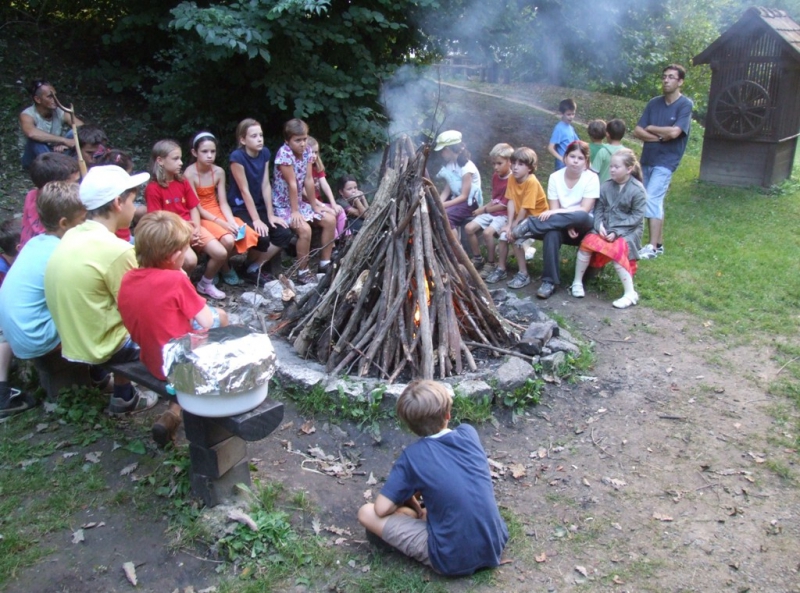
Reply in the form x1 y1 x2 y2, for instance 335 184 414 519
21 105 67 143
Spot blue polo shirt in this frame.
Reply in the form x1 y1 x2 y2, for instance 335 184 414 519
638 94 693 171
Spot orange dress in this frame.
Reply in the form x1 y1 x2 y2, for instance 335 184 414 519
196 170 258 254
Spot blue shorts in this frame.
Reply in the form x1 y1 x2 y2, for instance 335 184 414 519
642 166 673 220
191 307 221 331
106 337 140 364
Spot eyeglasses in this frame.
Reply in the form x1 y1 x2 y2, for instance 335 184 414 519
662 74 680 80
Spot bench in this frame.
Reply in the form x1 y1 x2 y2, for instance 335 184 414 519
104 360 284 507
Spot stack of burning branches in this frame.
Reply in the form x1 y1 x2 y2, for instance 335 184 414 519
282 136 518 382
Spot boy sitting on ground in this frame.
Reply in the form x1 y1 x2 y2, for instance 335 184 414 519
118 211 229 446
45 165 158 415
485 147 549 289
358 380 508 576
0 182 91 405
465 142 513 278
20 152 81 248
0 219 35 416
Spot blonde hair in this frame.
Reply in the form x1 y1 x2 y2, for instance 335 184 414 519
134 211 193 268
611 148 643 182
148 140 182 188
236 118 260 146
489 143 514 159
307 136 325 173
396 380 452 436
37 181 85 232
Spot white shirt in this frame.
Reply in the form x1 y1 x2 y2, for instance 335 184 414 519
547 168 599 209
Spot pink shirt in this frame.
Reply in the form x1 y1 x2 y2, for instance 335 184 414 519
20 188 44 248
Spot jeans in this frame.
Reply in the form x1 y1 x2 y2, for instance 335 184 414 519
642 165 673 219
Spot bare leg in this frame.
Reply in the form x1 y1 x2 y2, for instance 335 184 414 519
465 222 481 256
512 244 528 277
648 218 663 247
483 227 498 264
182 248 198 275
496 240 509 271
316 212 336 261
202 239 228 280
295 220 312 271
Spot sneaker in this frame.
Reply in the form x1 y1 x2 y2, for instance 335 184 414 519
197 278 226 299
221 268 242 286
655 245 664 256
152 408 182 448
639 244 657 260
485 267 508 284
536 281 556 299
479 263 496 279
296 270 316 285
613 291 639 309
108 388 158 416
0 387 36 418
470 255 485 270
244 267 275 286
507 273 531 289
571 282 585 298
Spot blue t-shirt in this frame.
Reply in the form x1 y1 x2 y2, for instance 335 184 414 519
0 234 61 359
380 424 508 576
638 94 693 171
227 147 271 214
550 121 580 170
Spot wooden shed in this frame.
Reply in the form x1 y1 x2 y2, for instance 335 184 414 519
693 7 800 187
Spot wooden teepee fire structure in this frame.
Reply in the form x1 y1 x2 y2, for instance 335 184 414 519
285 137 517 382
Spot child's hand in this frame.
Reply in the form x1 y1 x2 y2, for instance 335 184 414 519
223 220 239 235
268 215 289 230
605 231 616 242
472 206 483 216
567 227 579 239
253 219 270 236
289 211 305 229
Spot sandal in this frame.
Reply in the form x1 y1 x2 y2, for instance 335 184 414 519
571 282 585 298
613 292 639 309
221 268 242 286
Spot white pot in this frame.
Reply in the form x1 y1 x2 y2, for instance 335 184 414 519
176 382 269 418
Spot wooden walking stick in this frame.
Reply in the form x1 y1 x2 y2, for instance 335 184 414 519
53 96 87 177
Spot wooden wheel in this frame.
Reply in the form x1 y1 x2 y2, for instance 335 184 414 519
711 80 769 139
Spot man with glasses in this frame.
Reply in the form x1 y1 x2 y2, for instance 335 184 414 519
19 80 83 170
633 64 693 259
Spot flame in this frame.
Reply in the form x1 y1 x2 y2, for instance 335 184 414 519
413 276 432 326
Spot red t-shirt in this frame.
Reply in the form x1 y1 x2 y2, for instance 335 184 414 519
489 173 510 216
144 179 199 221
118 267 206 380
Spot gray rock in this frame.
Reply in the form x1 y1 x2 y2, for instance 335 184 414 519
516 320 558 355
540 351 566 374
556 327 579 345
489 288 509 303
547 337 581 356
262 280 283 300
275 361 327 390
451 379 493 401
324 378 364 398
495 356 536 391
239 291 266 307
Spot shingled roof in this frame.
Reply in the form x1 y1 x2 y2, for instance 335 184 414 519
693 6 800 65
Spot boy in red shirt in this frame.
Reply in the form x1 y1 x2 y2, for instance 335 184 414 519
118 211 229 446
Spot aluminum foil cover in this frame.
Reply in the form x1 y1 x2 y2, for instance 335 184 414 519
162 326 276 396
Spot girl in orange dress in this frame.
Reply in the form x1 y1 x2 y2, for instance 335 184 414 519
185 131 277 285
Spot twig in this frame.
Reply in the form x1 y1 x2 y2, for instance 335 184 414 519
585 332 636 344
775 356 800 377
590 426 615 458
658 415 687 421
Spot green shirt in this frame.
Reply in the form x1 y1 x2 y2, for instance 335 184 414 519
45 220 137 364
592 144 624 184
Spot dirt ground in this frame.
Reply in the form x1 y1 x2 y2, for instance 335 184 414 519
4 82 800 593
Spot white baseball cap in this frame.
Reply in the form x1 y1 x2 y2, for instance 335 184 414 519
434 130 462 151
79 165 150 210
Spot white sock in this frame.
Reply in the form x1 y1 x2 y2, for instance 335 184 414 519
199 276 212 285
613 262 636 296
573 250 591 286
247 262 260 274
320 260 330 268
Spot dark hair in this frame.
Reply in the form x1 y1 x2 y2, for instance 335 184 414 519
0 219 21 257
606 119 626 141
86 189 136 220
192 131 217 152
664 64 686 81
337 174 358 193
37 181 85 232
564 140 590 168
283 118 309 141
446 142 472 167
29 152 80 189
511 147 537 173
77 125 108 147
558 98 577 113
587 120 607 141
30 79 50 97
97 149 134 173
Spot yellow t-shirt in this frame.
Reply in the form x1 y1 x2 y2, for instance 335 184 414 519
505 174 548 218
44 220 137 364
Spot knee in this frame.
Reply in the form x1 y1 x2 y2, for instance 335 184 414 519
297 222 312 240
208 243 228 261
357 503 376 528
220 235 235 251
216 308 230 327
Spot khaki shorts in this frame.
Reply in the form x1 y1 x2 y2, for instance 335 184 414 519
381 514 432 568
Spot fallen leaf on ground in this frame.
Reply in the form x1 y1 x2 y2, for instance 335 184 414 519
300 420 316 435
85 451 102 464
335 537 347 545
112 442 122 451
509 463 527 479
602 477 626 490
228 509 258 531
122 562 137 586
612 575 625 584
19 459 38 469
487 458 505 471
582 477 591 487
62 452 78 459
72 529 85 544
120 463 138 476
653 512 673 522
326 525 352 536
43 402 57 413
535 552 547 563
747 451 766 464
575 565 588 577
347 560 357 569
363 489 372 500
279 421 294 431
366 472 377 485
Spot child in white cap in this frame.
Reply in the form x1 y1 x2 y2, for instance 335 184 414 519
44 165 159 415
433 130 482 239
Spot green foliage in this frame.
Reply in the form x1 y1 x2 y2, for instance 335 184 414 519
451 393 494 426
501 378 542 413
